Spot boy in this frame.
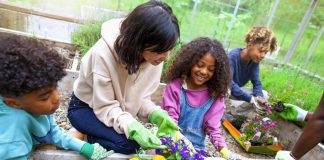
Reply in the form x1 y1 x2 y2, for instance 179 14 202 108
0 33 112 159
228 27 278 114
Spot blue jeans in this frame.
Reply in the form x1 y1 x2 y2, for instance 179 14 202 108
67 93 140 154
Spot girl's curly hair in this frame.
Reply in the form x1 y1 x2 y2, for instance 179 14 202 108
0 33 68 98
163 37 231 98
244 27 278 53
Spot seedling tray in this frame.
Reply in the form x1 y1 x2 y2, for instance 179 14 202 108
222 119 284 156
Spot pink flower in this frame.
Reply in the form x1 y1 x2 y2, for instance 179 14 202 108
273 137 279 146
245 141 251 148
253 132 261 141
241 123 249 127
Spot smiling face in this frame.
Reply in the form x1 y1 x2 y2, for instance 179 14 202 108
187 53 216 90
247 43 268 63
142 48 172 66
4 85 60 115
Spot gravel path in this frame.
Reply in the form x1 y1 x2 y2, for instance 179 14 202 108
55 92 274 159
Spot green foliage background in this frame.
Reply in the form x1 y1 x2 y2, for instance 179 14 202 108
69 0 323 111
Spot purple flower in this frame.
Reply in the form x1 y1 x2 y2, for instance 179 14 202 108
189 153 204 160
155 149 162 155
180 139 185 144
170 142 179 152
270 122 276 128
180 146 190 159
195 149 207 157
160 136 172 145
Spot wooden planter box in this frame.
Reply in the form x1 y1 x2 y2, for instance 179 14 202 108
222 119 284 156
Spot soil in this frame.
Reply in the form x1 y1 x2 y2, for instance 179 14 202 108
55 92 274 159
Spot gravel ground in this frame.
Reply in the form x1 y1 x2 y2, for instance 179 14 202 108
55 92 274 159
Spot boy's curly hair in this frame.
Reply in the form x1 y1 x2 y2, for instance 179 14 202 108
245 27 278 53
0 33 68 98
163 37 231 98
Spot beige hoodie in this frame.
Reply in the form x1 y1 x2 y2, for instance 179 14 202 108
73 18 162 137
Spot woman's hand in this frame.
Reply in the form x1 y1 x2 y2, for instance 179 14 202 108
149 109 179 140
127 120 166 149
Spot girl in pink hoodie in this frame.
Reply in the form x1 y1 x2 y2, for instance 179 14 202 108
161 37 232 159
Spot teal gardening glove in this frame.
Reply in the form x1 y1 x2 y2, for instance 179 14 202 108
279 103 308 121
128 120 165 149
80 143 114 160
149 109 179 139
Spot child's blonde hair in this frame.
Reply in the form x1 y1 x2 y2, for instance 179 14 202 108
244 27 278 53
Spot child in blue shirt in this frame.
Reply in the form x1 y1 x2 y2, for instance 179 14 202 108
228 27 278 113
0 33 112 159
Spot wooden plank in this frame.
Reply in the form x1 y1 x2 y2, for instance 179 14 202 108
0 2 84 24
30 150 226 160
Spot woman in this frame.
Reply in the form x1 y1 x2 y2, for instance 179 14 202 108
68 0 180 154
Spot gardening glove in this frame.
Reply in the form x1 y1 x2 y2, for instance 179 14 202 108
175 131 196 155
275 150 296 160
250 96 267 113
279 103 308 121
149 109 179 140
255 96 268 105
80 143 114 160
128 120 166 149
220 147 231 159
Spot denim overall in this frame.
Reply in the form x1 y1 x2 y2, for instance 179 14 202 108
178 87 215 149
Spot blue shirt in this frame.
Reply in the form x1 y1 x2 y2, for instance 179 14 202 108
228 48 263 102
0 96 85 159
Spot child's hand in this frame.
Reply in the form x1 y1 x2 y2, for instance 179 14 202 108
275 150 296 160
80 143 114 160
255 96 268 105
175 131 196 155
250 96 267 113
220 147 231 159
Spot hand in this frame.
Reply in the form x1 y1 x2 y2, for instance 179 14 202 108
275 150 296 160
80 143 114 160
175 131 196 156
150 109 179 139
279 103 308 121
220 147 231 159
255 96 268 105
250 96 267 113
127 120 165 149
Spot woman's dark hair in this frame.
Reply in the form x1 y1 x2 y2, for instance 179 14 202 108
114 0 180 74
0 33 67 98
164 37 231 98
